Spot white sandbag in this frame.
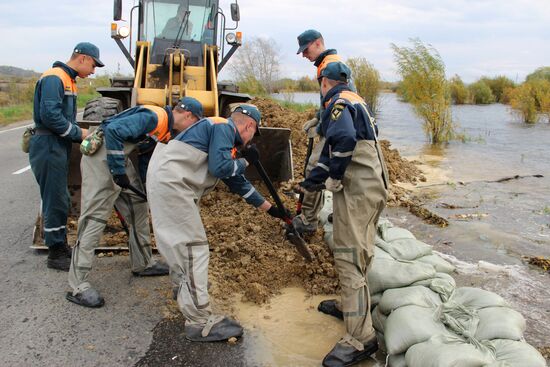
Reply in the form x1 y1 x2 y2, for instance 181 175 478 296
371 292 382 307
475 307 526 341
376 237 433 261
368 258 437 295
405 334 494 367
371 305 387 332
374 245 394 260
378 218 416 242
388 353 408 367
488 339 547 367
378 286 442 316
384 305 450 355
452 287 509 309
417 254 455 274
410 272 456 301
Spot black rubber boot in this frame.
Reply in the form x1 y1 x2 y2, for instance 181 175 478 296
132 262 169 276
47 243 71 271
66 288 105 308
185 317 243 342
322 338 378 367
318 299 344 320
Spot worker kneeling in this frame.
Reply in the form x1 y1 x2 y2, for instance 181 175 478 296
147 104 285 342
67 97 203 308
299 62 389 367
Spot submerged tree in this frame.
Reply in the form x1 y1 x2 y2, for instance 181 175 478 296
391 39 454 143
347 57 381 115
449 75 469 105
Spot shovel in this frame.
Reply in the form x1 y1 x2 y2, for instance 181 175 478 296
252 160 314 262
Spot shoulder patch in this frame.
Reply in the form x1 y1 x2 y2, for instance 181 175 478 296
330 103 345 121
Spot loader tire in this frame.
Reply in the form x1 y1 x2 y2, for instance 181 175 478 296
83 97 123 121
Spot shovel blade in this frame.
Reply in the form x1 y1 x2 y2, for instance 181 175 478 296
285 225 314 262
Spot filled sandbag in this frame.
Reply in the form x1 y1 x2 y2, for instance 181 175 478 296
452 287 509 310
488 339 547 367
374 245 394 260
371 305 387 332
417 254 455 274
368 258 437 295
384 305 450 355
388 353 408 367
378 218 416 242
378 286 442 316
475 307 526 341
376 237 433 261
411 272 456 301
405 334 494 367
371 292 383 307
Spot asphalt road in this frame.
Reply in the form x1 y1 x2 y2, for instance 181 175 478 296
0 120 169 366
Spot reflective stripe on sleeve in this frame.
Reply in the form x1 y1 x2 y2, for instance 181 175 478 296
44 225 66 232
106 150 125 155
232 161 238 176
242 187 255 199
60 124 73 137
332 151 354 158
317 162 329 171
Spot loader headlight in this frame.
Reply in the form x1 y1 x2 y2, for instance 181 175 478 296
226 32 237 45
117 26 130 39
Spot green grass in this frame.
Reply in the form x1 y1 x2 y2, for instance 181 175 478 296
0 93 100 126
275 99 317 113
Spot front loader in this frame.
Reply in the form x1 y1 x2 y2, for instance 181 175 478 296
32 0 293 247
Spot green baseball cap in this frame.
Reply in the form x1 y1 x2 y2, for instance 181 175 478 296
319 62 351 82
234 104 262 136
296 29 322 54
73 42 104 67
177 96 203 119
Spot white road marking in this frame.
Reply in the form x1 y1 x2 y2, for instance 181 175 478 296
13 165 31 175
0 124 30 135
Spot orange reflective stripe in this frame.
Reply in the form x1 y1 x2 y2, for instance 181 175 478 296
231 147 237 159
143 105 170 143
41 67 77 95
316 54 342 79
209 117 237 158
339 91 365 104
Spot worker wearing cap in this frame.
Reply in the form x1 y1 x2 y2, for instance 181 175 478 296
147 104 287 342
294 29 354 236
299 62 389 367
66 97 203 308
29 42 103 271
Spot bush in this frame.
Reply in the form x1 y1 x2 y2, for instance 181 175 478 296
391 39 454 143
526 67 550 82
509 83 538 123
347 57 381 115
480 76 515 103
469 80 495 104
449 75 469 104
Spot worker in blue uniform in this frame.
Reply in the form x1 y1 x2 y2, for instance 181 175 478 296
147 104 287 342
299 62 389 367
29 42 103 271
66 97 203 308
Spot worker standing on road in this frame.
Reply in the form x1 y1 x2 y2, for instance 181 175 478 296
29 42 103 271
147 104 287 342
294 29 350 236
298 62 389 367
66 97 203 308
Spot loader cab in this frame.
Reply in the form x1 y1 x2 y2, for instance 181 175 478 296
139 0 218 66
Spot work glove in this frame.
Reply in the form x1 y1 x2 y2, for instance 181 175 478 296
240 144 260 165
267 206 291 220
298 180 325 193
302 117 319 139
113 174 130 189
325 177 343 192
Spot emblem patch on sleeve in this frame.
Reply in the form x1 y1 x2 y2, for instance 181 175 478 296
330 103 345 121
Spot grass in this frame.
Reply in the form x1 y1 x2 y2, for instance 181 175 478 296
0 93 99 126
276 99 317 113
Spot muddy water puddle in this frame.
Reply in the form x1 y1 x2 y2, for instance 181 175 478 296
235 288 383 367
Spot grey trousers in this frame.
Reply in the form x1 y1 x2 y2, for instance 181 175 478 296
300 136 326 226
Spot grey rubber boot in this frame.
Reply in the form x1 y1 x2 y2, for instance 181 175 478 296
322 338 378 367
132 261 169 276
292 215 317 236
318 299 344 320
66 288 105 308
184 316 243 342
47 243 72 271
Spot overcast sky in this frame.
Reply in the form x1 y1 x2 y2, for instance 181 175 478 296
1 0 549 83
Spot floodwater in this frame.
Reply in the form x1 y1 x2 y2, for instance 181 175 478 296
260 92 550 361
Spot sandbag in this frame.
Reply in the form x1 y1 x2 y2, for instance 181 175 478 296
384 305 450 355
378 218 416 242
388 353 408 367
368 258 436 295
376 331 387 353
376 237 433 261
410 272 456 301
488 339 547 367
374 245 394 259
371 292 382 307
371 305 387 332
417 254 455 274
405 334 494 367
452 287 509 310
378 286 442 316
475 307 526 341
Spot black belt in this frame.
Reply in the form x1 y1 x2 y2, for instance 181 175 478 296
34 128 55 136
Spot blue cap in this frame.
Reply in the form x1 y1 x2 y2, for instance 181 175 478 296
297 29 322 54
319 62 351 83
177 96 203 118
73 42 104 67
234 104 262 136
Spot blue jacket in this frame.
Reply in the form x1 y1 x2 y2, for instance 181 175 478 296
33 61 82 141
174 117 266 207
305 84 379 185
102 106 174 176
